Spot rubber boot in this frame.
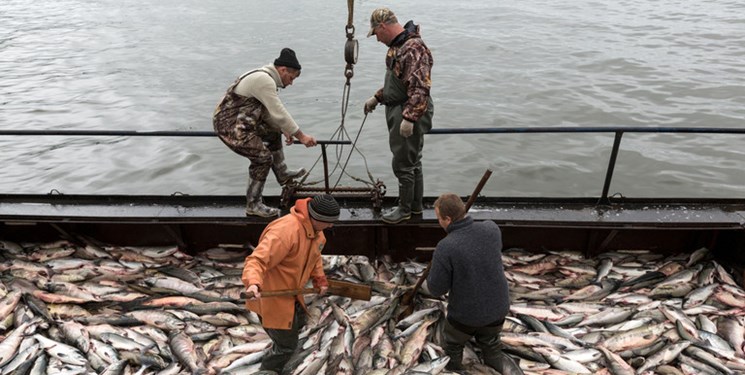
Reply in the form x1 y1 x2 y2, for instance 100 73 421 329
245 178 280 217
444 349 465 372
382 182 413 224
271 150 306 185
478 326 505 372
411 168 424 215
443 320 470 372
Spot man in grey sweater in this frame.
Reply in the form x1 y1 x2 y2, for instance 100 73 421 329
426 192 510 372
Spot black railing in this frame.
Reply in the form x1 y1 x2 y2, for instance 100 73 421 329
2 127 743 204
0 129 356 143
429 127 745 204
427 126 745 134
0 130 351 193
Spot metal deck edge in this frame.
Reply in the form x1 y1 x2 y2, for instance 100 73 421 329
2 195 744 230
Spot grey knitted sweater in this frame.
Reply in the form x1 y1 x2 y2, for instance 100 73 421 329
427 216 510 327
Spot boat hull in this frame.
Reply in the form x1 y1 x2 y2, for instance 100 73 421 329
2 194 744 286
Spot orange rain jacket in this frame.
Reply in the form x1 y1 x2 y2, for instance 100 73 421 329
242 198 328 329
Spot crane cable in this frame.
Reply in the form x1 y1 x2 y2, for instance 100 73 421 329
299 0 378 190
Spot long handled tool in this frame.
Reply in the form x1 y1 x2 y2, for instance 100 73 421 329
241 279 372 301
398 169 493 319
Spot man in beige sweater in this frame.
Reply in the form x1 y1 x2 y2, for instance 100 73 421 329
214 48 317 217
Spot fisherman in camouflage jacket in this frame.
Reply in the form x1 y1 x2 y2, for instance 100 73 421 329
364 7 435 224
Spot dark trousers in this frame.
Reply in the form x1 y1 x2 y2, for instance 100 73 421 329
443 317 505 372
260 302 306 374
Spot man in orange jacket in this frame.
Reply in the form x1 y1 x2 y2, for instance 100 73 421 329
242 194 340 373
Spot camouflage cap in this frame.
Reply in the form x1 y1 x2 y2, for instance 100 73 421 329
367 8 397 38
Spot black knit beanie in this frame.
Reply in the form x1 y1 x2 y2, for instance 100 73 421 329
308 194 340 222
274 48 301 70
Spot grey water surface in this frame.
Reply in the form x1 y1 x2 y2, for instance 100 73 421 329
1 0 744 198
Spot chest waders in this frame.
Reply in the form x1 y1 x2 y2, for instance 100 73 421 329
381 67 434 224
213 70 306 217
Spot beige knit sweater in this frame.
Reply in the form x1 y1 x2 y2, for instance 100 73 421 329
234 64 300 135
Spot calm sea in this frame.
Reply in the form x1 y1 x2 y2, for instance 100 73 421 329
1 0 744 198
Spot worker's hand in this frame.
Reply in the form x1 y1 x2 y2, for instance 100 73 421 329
283 131 293 146
295 130 317 147
246 284 261 300
364 96 378 114
312 275 329 296
400 119 414 138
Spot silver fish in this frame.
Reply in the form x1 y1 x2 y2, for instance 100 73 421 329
683 345 734 374
534 346 591 374
717 316 745 357
169 330 205 374
597 345 634 375
0 320 37 367
636 340 691 373
34 333 87 366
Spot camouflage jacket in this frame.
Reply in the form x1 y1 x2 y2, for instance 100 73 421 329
375 21 433 122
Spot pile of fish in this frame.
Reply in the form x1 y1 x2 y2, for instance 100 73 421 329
0 239 744 375
501 247 745 375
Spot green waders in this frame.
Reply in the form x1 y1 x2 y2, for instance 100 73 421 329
260 301 306 374
443 317 505 372
381 69 433 223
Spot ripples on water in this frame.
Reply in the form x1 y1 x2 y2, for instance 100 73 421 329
1 0 744 198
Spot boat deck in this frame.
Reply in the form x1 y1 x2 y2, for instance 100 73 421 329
2 195 744 264
2 194 744 226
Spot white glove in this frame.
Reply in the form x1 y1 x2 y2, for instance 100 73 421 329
364 96 378 114
400 119 414 138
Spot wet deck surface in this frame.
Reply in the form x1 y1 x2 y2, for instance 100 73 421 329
1 194 744 229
